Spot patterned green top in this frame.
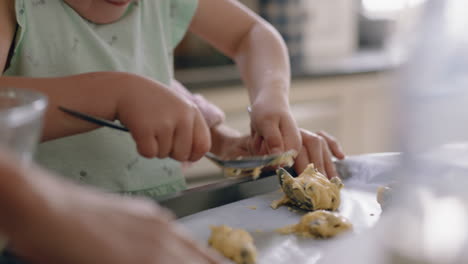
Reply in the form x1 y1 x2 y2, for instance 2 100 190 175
4 0 198 198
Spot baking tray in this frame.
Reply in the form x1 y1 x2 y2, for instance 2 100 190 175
177 153 399 264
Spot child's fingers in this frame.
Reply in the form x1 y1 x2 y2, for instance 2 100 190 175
317 131 345 159
293 147 309 175
301 131 325 175
188 113 211 162
260 140 269 155
131 129 159 158
281 120 301 153
322 145 338 179
248 132 263 155
257 121 284 154
141 139 159 159
156 126 174 159
171 118 193 162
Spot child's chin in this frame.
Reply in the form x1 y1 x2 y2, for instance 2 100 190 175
83 12 127 24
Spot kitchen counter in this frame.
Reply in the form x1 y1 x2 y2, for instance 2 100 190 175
175 48 401 90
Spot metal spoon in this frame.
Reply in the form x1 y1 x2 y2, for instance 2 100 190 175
205 151 294 169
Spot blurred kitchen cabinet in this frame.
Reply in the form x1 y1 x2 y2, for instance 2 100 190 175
184 72 395 184
301 0 359 61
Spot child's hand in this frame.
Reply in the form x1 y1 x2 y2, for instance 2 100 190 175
249 104 302 155
116 74 211 162
209 124 252 159
209 122 344 179
294 130 345 178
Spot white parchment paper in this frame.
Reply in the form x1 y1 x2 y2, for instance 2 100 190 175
179 153 399 264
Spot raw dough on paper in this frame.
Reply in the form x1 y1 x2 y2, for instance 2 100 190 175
271 164 343 211
277 210 352 238
224 167 262 180
377 186 392 210
208 225 257 264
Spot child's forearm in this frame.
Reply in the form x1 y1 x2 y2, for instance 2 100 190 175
190 0 290 109
233 21 291 108
0 72 128 141
190 0 299 154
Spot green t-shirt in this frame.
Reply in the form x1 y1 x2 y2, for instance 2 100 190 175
4 0 198 198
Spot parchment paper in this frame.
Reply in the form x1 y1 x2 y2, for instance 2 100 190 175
179 153 399 264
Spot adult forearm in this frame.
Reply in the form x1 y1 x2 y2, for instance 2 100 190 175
0 72 125 141
233 21 291 108
0 152 47 235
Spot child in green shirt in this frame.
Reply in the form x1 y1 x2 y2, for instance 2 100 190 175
0 0 344 198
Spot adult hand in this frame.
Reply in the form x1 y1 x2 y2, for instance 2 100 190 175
0 152 224 264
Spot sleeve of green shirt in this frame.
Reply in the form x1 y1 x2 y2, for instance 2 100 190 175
171 0 198 48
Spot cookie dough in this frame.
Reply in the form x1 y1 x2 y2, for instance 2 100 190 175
277 210 352 238
377 186 392 210
271 164 343 211
208 225 257 264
